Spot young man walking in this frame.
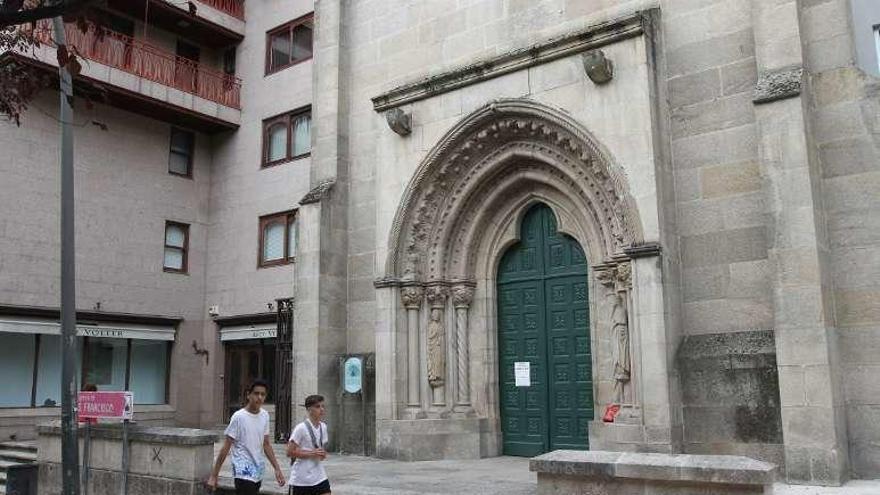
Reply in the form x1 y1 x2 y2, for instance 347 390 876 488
287 395 331 495
207 379 286 494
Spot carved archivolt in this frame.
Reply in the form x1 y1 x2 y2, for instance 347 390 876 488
384 99 644 283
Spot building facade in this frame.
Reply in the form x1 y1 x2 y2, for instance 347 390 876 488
1 0 879 487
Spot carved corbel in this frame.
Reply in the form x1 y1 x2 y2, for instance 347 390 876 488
582 49 614 85
386 108 412 136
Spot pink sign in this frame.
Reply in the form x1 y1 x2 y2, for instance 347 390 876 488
78 391 134 420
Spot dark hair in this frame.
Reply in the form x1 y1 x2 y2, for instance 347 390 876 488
83 384 98 392
248 379 270 394
303 394 324 408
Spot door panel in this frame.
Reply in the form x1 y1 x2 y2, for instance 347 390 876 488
498 281 547 456
497 204 592 456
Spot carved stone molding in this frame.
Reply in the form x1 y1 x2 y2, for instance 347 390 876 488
371 10 654 111
400 286 424 309
384 99 645 283
753 66 803 104
299 178 336 205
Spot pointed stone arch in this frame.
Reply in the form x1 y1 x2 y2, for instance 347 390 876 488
384 98 645 284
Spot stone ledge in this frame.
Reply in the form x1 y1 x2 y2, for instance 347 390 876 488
37 421 219 446
530 450 776 486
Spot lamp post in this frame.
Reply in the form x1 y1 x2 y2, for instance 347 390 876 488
52 15 81 495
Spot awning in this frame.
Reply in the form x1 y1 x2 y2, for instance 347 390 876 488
219 324 277 342
0 317 176 341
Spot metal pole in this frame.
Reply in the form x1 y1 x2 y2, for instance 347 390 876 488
82 424 91 495
51 15 81 495
120 420 129 495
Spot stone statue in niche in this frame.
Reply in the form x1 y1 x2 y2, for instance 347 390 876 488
612 262 632 404
610 290 631 403
597 263 632 420
427 307 445 388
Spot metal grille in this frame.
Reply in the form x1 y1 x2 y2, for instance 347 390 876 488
274 298 294 443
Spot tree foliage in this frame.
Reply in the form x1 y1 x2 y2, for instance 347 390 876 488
0 0 98 124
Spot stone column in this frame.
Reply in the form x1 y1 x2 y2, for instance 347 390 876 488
425 285 448 412
751 0 849 485
400 285 424 419
452 283 475 412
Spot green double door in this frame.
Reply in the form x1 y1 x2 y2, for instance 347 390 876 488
497 204 593 456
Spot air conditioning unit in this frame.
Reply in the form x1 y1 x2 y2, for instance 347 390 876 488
208 305 220 317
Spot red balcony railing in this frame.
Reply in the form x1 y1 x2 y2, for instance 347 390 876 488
29 21 241 109
197 0 245 20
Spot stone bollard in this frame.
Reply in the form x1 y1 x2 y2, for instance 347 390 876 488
37 421 219 495
530 450 777 495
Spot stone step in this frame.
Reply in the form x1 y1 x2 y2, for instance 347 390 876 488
0 442 37 453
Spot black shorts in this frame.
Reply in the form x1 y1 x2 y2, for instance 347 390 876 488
233 478 262 495
290 479 331 495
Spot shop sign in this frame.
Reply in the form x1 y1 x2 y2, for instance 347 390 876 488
78 391 134 420
343 356 363 394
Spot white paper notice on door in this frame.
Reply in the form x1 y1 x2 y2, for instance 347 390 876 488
514 362 531 387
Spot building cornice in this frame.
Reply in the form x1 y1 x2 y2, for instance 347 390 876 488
371 9 655 112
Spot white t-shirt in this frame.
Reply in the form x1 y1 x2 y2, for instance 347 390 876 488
288 420 328 487
224 407 270 483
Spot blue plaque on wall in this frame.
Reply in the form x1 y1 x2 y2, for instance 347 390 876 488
343 356 363 394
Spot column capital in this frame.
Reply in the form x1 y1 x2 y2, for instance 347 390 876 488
451 284 475 308
400 285 424 309
425 284 449 308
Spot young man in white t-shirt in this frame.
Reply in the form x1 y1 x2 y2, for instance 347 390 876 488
207 379 286 494
287 394 331 495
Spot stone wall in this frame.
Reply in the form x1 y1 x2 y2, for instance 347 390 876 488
800 0 880 479
678 331 783 467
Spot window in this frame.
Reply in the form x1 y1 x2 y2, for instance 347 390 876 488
266 14 314 74
163 222 189 273
169 128 195 176
875 25 880 72
0 333 35 407
0 333 83 408
259 211 296 267
82 337 170 405
262 108 311 166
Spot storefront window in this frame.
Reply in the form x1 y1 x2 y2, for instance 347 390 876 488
129 340 168 404
0 333 35 407
84 338 128 391
35 335 66 407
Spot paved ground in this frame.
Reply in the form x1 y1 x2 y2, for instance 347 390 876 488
214 443 880 495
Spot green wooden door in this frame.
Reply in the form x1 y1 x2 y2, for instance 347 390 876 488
497 204 593 456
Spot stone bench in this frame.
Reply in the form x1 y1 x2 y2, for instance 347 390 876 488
37 421 220 495
530 450 776 495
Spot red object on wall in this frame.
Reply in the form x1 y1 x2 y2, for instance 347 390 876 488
603 404 621 423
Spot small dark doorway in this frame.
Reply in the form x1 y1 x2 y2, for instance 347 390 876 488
224 340 275 420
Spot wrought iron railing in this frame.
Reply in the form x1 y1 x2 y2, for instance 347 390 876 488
197 0 245 20
28 20 242 109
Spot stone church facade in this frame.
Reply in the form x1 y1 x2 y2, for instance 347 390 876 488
1 0 878 488
299 0 880 486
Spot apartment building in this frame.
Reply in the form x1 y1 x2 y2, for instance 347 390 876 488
0 0 313 440
1 0 880 486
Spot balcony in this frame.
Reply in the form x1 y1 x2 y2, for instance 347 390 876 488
13 20 240 132
106 0 245 47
